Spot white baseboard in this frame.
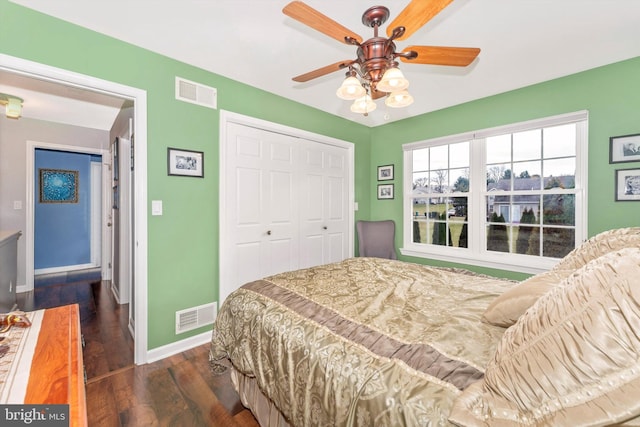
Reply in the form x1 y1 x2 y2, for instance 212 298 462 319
145 330 213 364
34 263 97 275
110 282 121 303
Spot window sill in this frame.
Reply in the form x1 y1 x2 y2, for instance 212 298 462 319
399 247 559 275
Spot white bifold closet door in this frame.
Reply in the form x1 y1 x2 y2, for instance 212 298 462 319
298 141 349 269
221 122 349 306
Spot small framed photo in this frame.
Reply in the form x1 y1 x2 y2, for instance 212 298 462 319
610 133 640 164
377 184 394 200
168 148 204 177
615 168 640 201
377 164 394 181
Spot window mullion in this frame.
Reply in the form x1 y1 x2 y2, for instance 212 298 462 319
470 137 486 256
574 119 588 244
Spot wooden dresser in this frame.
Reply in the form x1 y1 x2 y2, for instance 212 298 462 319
1 304 87 426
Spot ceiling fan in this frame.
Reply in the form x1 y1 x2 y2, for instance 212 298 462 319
282 0 480 115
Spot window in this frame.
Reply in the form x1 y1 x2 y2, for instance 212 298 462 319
402 111 587 274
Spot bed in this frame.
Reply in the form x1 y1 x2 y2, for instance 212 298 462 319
210 227 640 426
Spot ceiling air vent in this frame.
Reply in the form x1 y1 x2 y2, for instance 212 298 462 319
175 77 217 109
175 302 217 334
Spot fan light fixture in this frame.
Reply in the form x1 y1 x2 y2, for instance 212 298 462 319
284 1 481 118
338 63 413 113
334 7 416 115
0 93 24 119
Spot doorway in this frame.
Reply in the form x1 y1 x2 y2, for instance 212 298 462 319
0 53 149 364
32 147 106 286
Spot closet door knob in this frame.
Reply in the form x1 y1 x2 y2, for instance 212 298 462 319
267 230 272 235
323 226 328 230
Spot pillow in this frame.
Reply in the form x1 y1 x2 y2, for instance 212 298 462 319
553 226 640 271
481 269 565 327
482 227 640 327
449 248 640 427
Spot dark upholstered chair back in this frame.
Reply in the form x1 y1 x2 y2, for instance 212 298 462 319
356 220 398 260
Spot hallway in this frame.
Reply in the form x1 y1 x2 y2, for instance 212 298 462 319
18 273 134 377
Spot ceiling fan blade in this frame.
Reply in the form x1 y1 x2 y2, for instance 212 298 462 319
283 1 363 45
292 60 354 82
400 46 480 66
386 0 454 41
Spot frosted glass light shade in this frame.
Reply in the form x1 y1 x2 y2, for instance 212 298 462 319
5 97 22 118
377 67 409 93
350 95 377 114
385 90 414 108
0 95 23 119
336 76 365 100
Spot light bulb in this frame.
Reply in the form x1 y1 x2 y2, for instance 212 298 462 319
336 76 365 100
385 90 414 108
377 67 409 93
350 95 377 115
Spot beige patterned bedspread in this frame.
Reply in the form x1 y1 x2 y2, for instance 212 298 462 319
210 257 515 426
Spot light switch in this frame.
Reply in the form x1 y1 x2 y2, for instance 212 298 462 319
354 202 359 211
13 201 22 210
151 200 163 216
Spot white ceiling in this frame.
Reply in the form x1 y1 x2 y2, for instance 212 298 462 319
0 70 126 130
6 0 640 128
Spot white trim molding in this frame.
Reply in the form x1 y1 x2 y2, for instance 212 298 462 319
0 53 149 365
146 331 213 364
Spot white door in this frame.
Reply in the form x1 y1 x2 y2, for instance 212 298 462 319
222 122 300 304
109 137 132 304
299 141 349 268
110 137 120 290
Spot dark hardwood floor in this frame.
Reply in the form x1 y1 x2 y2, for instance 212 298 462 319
17 277 259 427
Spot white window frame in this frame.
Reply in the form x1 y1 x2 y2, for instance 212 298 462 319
401 111 588 274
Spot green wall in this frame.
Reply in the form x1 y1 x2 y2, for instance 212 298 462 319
3 0 639 348
369 56 640 279
0 1 371 349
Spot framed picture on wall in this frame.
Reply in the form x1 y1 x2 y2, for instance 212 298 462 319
168 147 204 177
377 184 394 200
615 168 640 201
39 168 78 203
377 164 394 181
610 133 640 163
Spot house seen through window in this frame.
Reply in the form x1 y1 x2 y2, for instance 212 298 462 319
402 111 587 273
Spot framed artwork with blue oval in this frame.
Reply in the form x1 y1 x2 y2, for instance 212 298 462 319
39 168 78 203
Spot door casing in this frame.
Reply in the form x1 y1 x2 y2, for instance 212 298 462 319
1 53 149 364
